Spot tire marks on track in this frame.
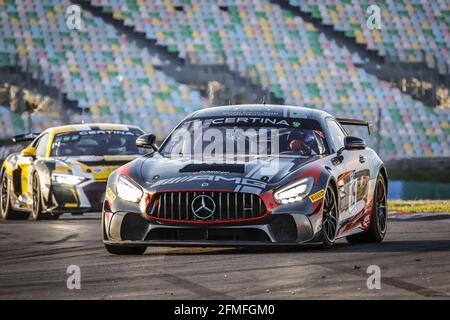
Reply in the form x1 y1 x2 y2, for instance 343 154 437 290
34 234 78 245
158 273 232 299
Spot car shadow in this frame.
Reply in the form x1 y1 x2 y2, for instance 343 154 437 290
57 213 101 221
146 239 450 256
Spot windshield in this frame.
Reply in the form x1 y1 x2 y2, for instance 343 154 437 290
160 117 328 159
51 130 146 157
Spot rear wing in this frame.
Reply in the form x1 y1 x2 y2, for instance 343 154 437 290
11 133 40 143
336 118 372 135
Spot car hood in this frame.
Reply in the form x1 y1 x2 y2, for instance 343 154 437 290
53 155 138 181
140 155 319 194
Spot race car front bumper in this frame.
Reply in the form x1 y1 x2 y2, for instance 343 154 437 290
50 180 106 212
103 210 321 246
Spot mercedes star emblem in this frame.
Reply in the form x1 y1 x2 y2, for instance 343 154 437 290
191 194 216 220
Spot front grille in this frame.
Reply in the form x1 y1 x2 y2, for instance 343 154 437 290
147 191 267 222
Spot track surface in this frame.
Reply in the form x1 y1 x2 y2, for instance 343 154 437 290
0 213 449 299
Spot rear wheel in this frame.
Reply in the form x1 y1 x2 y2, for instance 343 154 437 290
347 174 387 243
321 185 338 248
0 172 29 220
104 244 146 255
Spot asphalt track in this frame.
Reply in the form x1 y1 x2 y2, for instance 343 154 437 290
0 213 449 299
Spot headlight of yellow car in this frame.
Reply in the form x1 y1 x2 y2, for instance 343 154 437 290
51 173 86 185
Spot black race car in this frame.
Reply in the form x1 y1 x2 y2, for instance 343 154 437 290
102 105 388 254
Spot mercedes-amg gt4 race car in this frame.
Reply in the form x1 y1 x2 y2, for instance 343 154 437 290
1 124 145 220
102 105 388 254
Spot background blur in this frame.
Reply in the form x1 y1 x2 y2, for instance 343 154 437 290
0 0 449 199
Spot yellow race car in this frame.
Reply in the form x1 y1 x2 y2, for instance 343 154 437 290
1 123 145 220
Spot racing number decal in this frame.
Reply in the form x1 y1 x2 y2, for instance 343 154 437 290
348 177 358 208
309 189 325 203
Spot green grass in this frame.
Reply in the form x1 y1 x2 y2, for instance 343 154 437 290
388 200 450 213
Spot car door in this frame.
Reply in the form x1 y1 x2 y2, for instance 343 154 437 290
14 143 37 207
325 118 370 227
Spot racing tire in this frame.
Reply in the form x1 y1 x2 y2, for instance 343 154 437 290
104 244 147 255
0 172 30 220
320 184 338 248
346 174 387 244
31 172 45 221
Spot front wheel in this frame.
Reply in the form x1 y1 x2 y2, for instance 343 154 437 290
104 244 146 255
31 173 45 220
0 173 29 220
347 174 387 243
321 185 338 248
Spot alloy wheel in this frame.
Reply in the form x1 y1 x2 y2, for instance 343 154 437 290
322 186 338 242
376 178 387 234
32 175 40 219
1 175 8 215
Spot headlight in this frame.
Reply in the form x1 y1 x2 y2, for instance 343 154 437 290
51 173 86 185
274 177 314 204
116 175 143 203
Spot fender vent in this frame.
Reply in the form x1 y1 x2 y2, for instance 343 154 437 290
12 168 22 193
269 215 297 242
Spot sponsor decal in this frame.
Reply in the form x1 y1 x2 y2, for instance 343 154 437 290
211 117 290 127
309 189 325 203
151 175 267 189
79 130 135 136
105 188 116 202
221 110 281 117
292 121 301 128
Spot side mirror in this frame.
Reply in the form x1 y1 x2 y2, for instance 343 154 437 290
21 146 37 157
344 136 366 150
136 134 158 151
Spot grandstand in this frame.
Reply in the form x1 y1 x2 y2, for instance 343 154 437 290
288 0 450 74
0 0 449 161
0 105 25 139
0 0 203 139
